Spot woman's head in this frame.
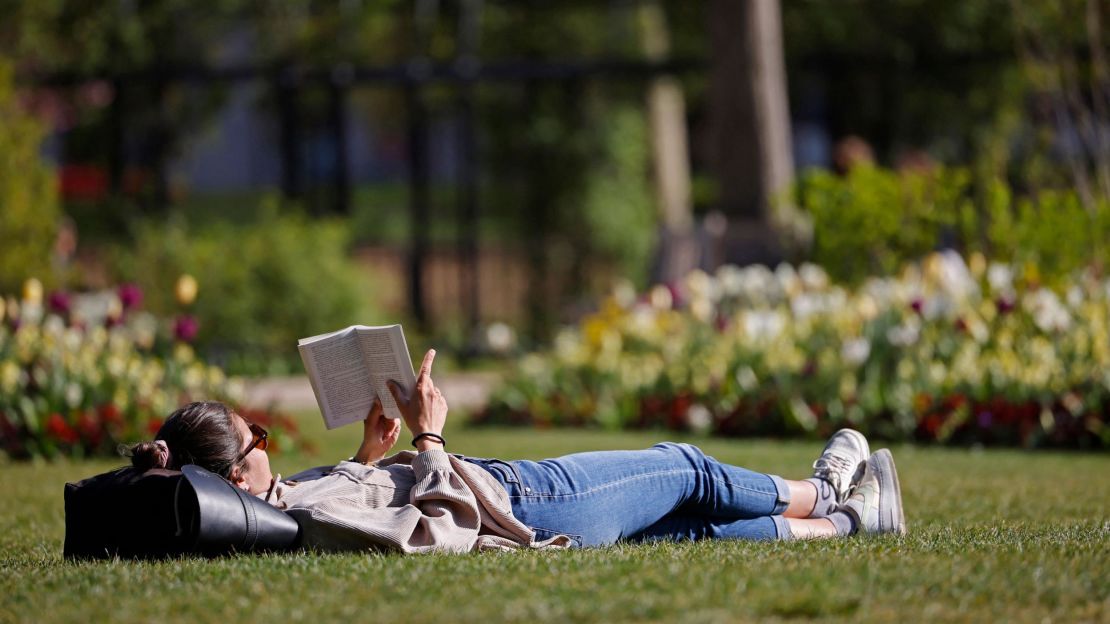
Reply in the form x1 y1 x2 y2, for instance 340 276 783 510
125 401 273 495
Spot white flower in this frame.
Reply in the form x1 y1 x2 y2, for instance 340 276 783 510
684 269 719 303
774 263 800 295
485 322 516 353
612 280 637 308
934 251 978 301
1025 289 1071 332
799 263 830 290
686 404 713 433
742 310 785 342
1066 285 1084 308
841 338 871 366
790 293 822 320
65 382 83 408
716 265 744 297
742 265 779 301
887 319 921 347
735 366 758 392
987 262 1014 295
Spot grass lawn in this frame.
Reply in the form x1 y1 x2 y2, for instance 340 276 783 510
1 412 1108 623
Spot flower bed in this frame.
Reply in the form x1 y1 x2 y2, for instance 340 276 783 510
0 282 308 460
476 252 1110 448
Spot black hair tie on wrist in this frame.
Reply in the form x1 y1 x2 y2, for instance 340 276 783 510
412 432 446 448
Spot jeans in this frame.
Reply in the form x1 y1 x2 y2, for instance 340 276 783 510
462 442 791 547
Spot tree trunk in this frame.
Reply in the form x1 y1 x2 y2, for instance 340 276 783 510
639 1 698 283
706 0 807 266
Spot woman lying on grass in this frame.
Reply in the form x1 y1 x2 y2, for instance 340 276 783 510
127 349 905 553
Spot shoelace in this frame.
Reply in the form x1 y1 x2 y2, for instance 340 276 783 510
812 453 855 502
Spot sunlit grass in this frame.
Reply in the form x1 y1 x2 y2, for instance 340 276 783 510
1 411 1107 623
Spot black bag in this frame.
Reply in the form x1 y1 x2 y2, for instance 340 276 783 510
64 464 302 560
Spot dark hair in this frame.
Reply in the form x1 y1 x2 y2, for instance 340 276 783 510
123 401 244 477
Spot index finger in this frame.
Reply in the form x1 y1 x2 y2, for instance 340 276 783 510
418 349 437 379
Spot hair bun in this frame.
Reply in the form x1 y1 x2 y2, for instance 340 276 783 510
124 439 174 471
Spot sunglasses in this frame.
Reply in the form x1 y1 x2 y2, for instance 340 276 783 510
234 422 268 465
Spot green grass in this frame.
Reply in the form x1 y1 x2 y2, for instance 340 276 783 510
1 412 1108 623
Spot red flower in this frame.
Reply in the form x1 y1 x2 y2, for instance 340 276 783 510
46 413 79 444
147 418 164 436
117 283 144 310
174 315 199 342
97 403 122 424
78 410 103 446
48 291 72 316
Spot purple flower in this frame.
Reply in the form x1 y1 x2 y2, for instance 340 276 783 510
173 315 199 342
910 298 924 315
995 297 1015 315
48 291 71 316
977 411 993 429
117 283 144 310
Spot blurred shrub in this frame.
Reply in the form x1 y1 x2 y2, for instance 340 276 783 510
794 165 1110 285
793 166 973 282
0 59 60 294
115 204 367 374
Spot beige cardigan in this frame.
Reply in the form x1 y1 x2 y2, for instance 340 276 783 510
259 449 572 553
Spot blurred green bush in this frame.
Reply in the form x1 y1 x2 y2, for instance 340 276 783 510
793 166 1110 285
0 59 60 294
114 203 369 375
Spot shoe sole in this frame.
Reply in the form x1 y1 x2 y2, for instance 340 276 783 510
872 449 906 535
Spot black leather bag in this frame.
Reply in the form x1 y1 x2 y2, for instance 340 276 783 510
64 464 302 560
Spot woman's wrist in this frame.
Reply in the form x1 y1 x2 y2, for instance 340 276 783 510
414 439 444 452
412 431 446 451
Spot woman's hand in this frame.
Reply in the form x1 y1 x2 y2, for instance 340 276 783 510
352 398 401 464
387 349 448 451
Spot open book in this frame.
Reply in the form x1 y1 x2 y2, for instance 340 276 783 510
297 324 417 429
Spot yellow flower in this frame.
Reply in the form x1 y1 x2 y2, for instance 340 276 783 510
968 252 987 278
173 343 195 363
0 361 20 393
176 274 199 306
22 278 43 305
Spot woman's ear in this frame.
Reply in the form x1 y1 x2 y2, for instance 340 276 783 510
229 465 250 491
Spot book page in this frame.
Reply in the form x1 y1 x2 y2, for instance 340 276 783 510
297 329 377 429
355 325 417 420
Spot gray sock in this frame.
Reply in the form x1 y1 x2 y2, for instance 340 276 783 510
804 477 839 518
827 510 857 536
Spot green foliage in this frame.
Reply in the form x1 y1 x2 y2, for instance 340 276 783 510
795 165 1110 285
0 59 59 294
985 187 1110 283
580 105 656 285
116 204 368 373
794 166 974 283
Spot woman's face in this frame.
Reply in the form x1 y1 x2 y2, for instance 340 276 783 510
232 414 274 495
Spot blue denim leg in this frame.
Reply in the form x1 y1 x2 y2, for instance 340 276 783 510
465 442 790 547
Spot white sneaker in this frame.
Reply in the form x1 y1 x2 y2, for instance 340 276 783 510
841 449 906 536
812 428 870 504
